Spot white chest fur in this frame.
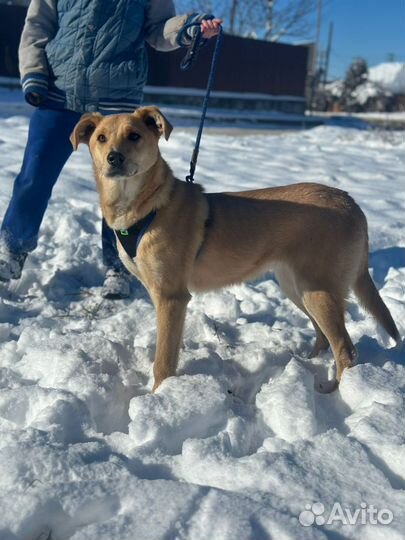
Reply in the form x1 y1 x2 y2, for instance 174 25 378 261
104 176 145 230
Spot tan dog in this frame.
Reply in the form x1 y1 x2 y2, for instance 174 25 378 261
71 106 401 392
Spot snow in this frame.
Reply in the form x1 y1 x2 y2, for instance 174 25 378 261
322 62 405 113
325 79 344 97
351 80 383 104
0 108 404 540
128 375 230 451
316 110 405 122
368 63 405 95
256 359 318 443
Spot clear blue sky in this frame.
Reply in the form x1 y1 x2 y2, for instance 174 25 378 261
319 0 405 79
180 0 403 80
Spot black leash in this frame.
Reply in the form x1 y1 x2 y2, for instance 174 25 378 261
180 23 224 184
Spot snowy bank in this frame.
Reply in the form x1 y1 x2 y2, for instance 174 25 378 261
369 62 405 95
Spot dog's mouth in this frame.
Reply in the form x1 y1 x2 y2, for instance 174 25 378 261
104 165 138 179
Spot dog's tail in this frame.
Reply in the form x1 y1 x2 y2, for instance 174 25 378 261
353 269 401 346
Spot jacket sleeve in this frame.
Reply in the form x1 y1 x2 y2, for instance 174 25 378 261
144 1 212 51
18 0 58 102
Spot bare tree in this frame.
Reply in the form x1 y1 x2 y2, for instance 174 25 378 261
265 0 316 41
175 0 316 42
175 0 258 35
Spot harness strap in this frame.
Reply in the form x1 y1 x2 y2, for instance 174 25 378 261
114 210 157 259
115 199 212 261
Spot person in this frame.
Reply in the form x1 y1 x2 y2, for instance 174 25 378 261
0 0 221 298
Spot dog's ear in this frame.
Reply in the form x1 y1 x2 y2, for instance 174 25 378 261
136 106 173 141
70 113 103 150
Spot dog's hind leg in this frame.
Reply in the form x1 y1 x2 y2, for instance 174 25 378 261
302 290 356 383
151 291 191 392
308 317 330 358
274 264 329 357
288 299 329 357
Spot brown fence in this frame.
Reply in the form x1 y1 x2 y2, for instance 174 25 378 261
148 33 309 98
1 4 309 98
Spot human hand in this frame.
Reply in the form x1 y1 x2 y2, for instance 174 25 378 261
26 92 45 106
200 18 223 39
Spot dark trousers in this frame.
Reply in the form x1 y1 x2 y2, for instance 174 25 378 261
0 107 123 270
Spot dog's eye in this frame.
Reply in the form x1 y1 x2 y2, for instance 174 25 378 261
97 134 107 143
128 132 140 142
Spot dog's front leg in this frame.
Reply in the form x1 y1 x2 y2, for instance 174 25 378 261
151 291 191 392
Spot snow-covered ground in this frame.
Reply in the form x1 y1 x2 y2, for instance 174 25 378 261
0 112 404 540
315 110 405 122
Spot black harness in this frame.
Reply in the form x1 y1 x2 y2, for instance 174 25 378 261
114 200 212 260
114 210 157 259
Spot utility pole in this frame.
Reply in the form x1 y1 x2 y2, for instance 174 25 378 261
315 0 323 72
229 0 239 35
323 21 334 84
267 0 274 39
308 0 323 110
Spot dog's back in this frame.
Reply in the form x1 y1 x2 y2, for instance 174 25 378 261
192 182 367 293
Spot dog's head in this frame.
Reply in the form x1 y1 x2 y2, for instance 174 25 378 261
70 106 173 179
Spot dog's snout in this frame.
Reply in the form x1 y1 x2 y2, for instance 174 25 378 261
107 151 125 168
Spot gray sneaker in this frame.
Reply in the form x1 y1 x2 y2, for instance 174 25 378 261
101 268 132 299
0 246 27 282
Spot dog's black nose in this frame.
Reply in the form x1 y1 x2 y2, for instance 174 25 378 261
107 151 125 167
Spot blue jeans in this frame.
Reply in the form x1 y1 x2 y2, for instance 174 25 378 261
0 107 123 270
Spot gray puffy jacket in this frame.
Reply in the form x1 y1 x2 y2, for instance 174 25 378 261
19 0 208 113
